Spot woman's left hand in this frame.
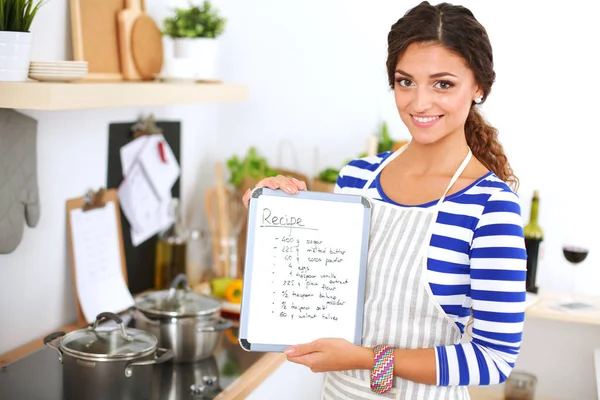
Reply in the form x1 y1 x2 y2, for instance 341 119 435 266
284 338 372 373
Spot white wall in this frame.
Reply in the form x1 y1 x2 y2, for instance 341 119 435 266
1 0 599 398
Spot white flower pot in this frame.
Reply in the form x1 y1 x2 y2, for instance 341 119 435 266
173 37 218 80
0 31 33 82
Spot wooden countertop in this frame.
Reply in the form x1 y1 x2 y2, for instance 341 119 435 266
525 289 600 326
468 386 554 400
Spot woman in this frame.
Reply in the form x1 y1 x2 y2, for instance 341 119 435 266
242 2 526 398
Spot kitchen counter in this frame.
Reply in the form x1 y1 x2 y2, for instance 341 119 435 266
2 288 585 399
0 317 285 400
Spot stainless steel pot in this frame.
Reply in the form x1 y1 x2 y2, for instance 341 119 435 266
134 274 233 363
44 312 173 400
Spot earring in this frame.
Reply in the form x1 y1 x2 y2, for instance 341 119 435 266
474 96 483 104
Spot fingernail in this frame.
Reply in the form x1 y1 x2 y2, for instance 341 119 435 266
291 177 300 183
286 185 296 193
284 347 295 355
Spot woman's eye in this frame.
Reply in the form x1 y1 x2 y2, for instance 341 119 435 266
434 81 454 90
396 78 413 87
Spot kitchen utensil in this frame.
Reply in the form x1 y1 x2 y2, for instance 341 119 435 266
117 0 143 80
43 312 173 400
70 0 124 80
205 180 247 278
215 162 231 277
134 274 233 363
131 13 163 80
205 186 223 276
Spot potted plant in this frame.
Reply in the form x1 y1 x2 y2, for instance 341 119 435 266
0 0 45 82
162 0 226 80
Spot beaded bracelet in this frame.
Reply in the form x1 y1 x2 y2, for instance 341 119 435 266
370 344 394 394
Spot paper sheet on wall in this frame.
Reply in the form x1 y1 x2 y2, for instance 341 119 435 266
118 134 178 246
69 202 135 323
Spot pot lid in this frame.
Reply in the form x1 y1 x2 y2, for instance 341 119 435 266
135 289 222 318
61 326 156 360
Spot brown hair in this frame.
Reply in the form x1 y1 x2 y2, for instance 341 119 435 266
386 1 518 189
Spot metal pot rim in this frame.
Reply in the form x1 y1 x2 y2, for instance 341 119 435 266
59 327 158 361
134 291 222 318
60 345 156 362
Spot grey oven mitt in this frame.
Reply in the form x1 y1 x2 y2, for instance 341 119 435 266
0 109 40 254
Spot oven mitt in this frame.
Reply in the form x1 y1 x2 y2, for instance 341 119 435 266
0 109 40 254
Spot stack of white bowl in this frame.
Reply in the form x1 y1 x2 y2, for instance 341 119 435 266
28 61 88 82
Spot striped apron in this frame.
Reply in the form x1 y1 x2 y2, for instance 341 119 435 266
321 145 472 400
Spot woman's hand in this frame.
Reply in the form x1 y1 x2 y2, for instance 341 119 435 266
284 338 373 373
242 175 307 209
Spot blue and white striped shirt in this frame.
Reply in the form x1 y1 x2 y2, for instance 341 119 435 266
335 152 527 386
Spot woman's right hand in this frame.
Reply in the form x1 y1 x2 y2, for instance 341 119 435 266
242 175 307 209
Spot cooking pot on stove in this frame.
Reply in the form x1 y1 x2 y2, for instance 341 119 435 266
151 355 221 399
43 312 173 400
134 274 233 363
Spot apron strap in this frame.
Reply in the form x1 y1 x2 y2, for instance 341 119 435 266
435 149 472 207
359 144 409 194
360 144 472 207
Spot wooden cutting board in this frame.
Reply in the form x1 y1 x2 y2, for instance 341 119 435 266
131 15 163 80
117 0 143 80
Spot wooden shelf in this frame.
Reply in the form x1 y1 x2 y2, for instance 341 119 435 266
0 81 248 110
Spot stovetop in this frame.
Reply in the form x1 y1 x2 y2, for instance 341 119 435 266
0 319 264 400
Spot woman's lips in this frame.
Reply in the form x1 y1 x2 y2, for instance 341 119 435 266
411 114 443 128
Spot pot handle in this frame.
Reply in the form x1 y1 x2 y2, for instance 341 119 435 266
43 331 65 363
167 273 192 302
196 318 233 332
91 312 133 341
124 348 174 378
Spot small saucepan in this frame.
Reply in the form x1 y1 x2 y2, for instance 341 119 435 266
134 274 233 363
44 312 173 400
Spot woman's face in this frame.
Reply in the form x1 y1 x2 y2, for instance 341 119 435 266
394 42 482 145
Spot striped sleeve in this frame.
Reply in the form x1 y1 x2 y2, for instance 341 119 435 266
435 189 527 386
334 153 392 195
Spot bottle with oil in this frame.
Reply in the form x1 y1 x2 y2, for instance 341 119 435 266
154 198 189 290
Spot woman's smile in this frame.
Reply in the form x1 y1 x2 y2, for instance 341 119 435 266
410 114 443 128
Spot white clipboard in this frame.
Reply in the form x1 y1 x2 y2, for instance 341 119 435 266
239 188 372 352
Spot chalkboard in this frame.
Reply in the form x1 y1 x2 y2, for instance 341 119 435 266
239 188 372 352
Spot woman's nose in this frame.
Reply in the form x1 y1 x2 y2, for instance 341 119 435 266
413 89 433 113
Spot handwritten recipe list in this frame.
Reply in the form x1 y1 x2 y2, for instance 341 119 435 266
245 195 367 346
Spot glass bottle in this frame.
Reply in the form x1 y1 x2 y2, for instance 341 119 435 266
154 198 189 290
523 190 543 294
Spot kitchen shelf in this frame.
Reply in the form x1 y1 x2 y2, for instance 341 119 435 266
0 81 248 110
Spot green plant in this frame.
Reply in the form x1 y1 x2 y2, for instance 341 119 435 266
226 147 278 188
317 167 341 184
0 0 45 32
163 0 226 39
358 121 396 158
